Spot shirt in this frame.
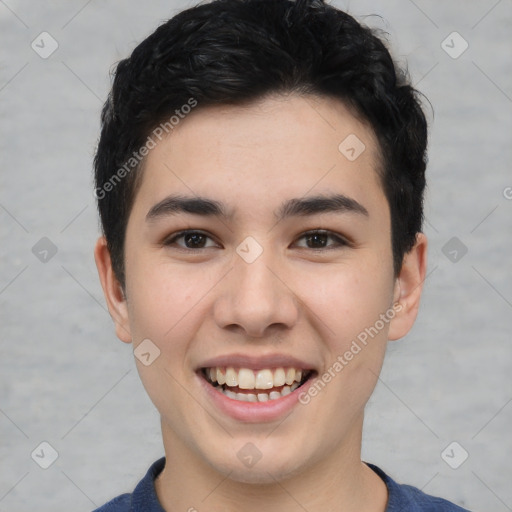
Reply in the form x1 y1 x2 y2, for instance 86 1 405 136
93 457 472 511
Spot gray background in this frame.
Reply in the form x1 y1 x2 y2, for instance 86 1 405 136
1 1 511 511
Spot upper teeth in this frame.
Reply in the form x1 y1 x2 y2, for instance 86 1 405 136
206 367 305 390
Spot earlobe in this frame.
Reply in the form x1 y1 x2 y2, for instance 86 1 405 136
388 233 428 341
94 236 132 344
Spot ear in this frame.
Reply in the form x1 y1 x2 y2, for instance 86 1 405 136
388 233 428 341
94 236 132 344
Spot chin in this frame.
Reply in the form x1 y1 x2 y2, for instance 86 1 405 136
223 465 294 485
208 449 308 485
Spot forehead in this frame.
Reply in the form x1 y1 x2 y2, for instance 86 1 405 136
132 94 386 222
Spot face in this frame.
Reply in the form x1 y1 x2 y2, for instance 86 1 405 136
95 94 426 485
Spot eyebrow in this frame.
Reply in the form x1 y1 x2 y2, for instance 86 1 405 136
145 193 369 222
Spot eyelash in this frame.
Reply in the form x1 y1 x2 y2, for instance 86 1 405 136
162 229 351 251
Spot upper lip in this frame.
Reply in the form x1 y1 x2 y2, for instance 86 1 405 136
197 353 316 372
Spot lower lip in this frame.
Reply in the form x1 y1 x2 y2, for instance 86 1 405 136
196 372 315 423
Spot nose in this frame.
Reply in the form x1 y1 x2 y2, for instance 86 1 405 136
213 248 299 338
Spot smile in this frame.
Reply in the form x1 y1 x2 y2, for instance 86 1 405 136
201 366 314 402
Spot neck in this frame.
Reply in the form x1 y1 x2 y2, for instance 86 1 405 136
154 416 388 512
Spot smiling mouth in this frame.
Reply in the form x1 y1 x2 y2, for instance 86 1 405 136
200 366 316 402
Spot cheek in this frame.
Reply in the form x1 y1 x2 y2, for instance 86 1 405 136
296 257 394 347
123 262 209 415
126 262 209 341
296 258 393 401
299 266 393 410
287 258 394 446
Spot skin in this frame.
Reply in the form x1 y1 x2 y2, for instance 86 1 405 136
95 93 427 512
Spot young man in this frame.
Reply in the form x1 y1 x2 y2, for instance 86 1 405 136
92 0 471 510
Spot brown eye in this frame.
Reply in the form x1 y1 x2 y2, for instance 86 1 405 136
295 230 349 250
305 232 329 248
164 230 218 249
